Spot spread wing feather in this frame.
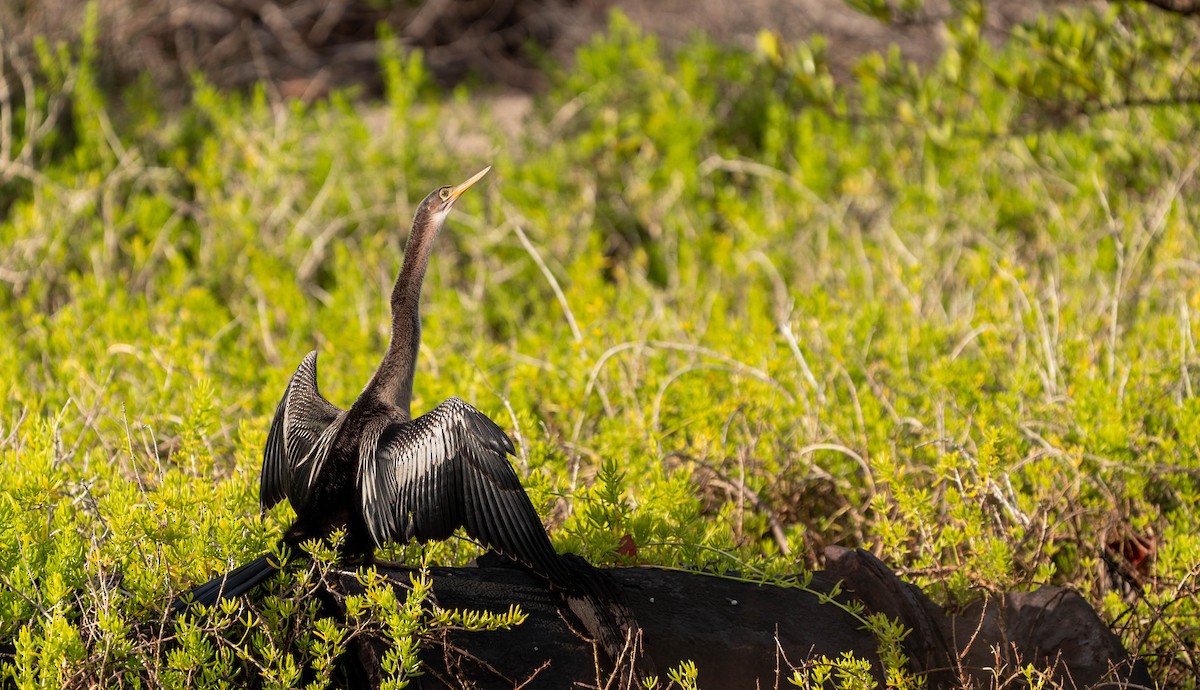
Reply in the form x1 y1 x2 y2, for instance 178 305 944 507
261 351 344 512
360 397 568 582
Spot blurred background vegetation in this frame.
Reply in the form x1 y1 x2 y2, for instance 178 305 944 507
2 0 1200 687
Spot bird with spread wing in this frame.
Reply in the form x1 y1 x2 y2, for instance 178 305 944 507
173 168 644 671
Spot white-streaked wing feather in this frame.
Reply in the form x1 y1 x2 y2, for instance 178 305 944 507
261 351 344 511
359 397 567 580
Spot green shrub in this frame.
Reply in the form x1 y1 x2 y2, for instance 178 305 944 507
2 2 1199 687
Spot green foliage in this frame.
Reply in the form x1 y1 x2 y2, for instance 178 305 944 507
788 653 877 690
3 2 1200 687
666 659 699 690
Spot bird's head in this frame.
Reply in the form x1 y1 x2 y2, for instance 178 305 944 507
419 166 491 225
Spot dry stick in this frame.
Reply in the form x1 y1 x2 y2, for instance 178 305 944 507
796 443 877 515
647 341 792 400
1019 420 1200 480
0 571 51 619
1130 156 1200 278
130 209 185 294
0 406 28 451
295 159 344 280
697 465 791 557
569 340 793 488
588 626 648 690
1106 555 1199 678
0 39 11 167
1029 277 1059 398
829 362 868 453
948 324 993 361
717 408 750 548
1180 300 1196 400
650 363 742 435
511 659 552 690
402 0 455 39
857 354 910 428
16 42 56 168
991 262 1045 385
500 209 588 474
748 251 823 405
262 178 303 240
588 638 605 690
951 588 992 678
120 406 174 591
430 637 526 689
296 156 341 236
99 147 147 283
773 629 785 690
0 42 56 189
568 341 640 488
244 16 283 108
1103 156 1200 387
698 155 833 216
49 399 76 468
249 277 281 366
1153 565 1200 673
469 358 530 472
307 0 348 44
257 0 320 68
504 214 583 345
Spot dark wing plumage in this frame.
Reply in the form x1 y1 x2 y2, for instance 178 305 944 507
360 397 568 581
261 351 344 511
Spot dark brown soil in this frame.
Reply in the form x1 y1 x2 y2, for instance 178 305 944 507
594 0 1065 79
1 0 1079 97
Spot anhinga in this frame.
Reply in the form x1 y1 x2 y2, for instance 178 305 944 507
175 168 642 667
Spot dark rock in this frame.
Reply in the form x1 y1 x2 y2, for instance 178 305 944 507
339 564 880 689
826 547 1155 689
329 552 1152 689
950 586 1155 689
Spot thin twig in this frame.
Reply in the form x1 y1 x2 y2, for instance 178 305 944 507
504 212 583 344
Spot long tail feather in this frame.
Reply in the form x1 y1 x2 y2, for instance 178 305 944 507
172 554 283 612
557 553 655 683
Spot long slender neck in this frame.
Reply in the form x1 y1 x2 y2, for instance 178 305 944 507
363 206 443 414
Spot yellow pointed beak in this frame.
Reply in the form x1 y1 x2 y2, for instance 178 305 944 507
447 166 491 204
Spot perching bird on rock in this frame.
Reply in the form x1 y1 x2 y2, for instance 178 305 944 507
174 168 646 672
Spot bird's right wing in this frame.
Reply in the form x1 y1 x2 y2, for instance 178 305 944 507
359 397 568 583
261 351 344 512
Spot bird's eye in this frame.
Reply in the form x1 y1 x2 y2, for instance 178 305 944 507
439 187 451 201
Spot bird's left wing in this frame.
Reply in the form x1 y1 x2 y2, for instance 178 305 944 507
262 351 344 512
359 397 568 581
